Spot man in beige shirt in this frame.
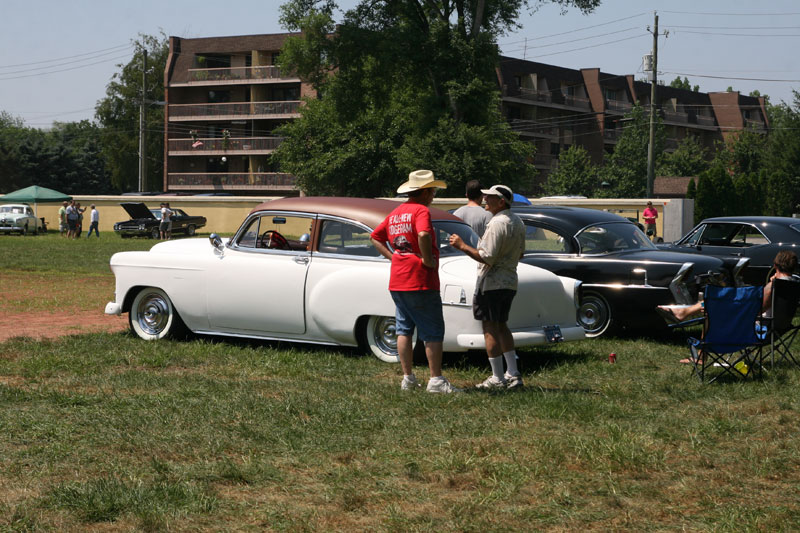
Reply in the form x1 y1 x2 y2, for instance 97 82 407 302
449 184 526 389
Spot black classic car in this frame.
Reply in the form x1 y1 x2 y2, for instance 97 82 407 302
658 216 800 286
513 206 730 337
113 202 207 239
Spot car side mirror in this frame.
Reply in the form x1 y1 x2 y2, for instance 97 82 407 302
209 233 223 251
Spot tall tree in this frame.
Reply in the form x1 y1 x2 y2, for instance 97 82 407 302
657 134 709 177
598 104 663 197
95 33 167 192
668 76 699 92
275 0 599 196
544 145 597 196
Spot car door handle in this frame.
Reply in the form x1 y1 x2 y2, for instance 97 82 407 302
293 256 309 265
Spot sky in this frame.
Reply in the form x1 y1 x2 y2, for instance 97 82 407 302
2 0 799 129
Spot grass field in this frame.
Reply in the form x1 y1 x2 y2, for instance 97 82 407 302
1 234 800 531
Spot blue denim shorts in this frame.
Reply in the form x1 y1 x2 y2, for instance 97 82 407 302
390 290 445 342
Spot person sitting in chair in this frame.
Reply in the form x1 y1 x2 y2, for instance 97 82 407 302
658 250 798 322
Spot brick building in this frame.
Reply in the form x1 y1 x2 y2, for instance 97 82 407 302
163 34 315 195
162 34 769 195
497 56 769 192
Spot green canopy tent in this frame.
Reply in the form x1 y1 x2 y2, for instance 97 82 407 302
0 185 72 227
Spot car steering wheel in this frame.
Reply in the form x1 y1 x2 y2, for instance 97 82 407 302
260 230 290 250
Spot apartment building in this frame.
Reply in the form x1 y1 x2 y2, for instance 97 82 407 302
497 56 769 191
162 33 769 195
163 34 315 195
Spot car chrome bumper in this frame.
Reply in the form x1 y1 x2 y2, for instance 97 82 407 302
105 301 122 315
455 325 585 349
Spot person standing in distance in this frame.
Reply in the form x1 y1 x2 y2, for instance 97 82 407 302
643 201 658 241
370 169 460 393
449 184 526 389
86 204 100 238
453 179 493 237
159 203 170 240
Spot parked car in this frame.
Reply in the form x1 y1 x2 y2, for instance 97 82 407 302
658 216 800 286
513 205 730 337
113 202 207 239
105 197 585 362
0 203 46 235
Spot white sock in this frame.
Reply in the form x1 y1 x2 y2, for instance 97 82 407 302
488 356 504 379
503 351 519 376
429 375 445 383
404 374 416 381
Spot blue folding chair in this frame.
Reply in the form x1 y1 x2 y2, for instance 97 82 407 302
687 285 764 383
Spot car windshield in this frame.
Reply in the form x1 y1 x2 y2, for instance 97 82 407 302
577 222 656 254
433 220 479 257
0 206 23 214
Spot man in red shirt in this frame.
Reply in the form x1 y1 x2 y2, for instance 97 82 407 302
643 201 658 241
370 170 460 393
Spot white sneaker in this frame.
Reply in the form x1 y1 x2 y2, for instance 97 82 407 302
401 375 421 390
426 377 461 393
476 375 507 389
504 372 524 389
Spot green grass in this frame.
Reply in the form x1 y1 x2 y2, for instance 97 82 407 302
1 235 800 531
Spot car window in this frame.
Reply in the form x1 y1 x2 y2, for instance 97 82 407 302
433 221 478 256
577 222 656 254
523 222 569 253
730 224 769 246
236 214 313 251
682 224 705 246
318 220 379 257
697 223 739 246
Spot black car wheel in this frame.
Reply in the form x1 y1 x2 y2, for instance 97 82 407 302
186 224 196 236
150 227 160 239
578 291 613 337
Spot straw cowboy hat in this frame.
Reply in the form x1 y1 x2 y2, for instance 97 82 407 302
396 169 448 194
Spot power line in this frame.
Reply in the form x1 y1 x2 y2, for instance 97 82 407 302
0 43 132 69
498 12 647 45
662 71 800 83
0 53 134 81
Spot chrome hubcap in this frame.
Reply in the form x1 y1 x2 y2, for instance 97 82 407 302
372 317 398 355
136 293 170 335
578 296 608 334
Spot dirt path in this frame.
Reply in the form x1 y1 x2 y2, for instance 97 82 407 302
0 309 129 342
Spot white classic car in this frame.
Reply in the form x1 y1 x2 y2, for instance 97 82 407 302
0 203 46 235
105 197 585 362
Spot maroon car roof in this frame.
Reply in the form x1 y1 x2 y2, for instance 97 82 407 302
250 197 462 229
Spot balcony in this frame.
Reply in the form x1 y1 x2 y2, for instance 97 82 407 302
745 119 767 132
176 66 300 86
663 110 689 123
603 129 622 142
509 120 557 138
167 172 297 191
168 101 301 121
168 136 284 155
563 95 591 109
533 153 554 167
517 88 552 103
695 114 716 127
606 99 632 113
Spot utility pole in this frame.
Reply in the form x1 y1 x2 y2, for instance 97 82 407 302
646 12 658 198
138 46 148 192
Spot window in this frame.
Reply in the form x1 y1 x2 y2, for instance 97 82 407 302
524 223 569 253
697 223 739 246
318 220 379 257
730 225 769 246
236 214 313 251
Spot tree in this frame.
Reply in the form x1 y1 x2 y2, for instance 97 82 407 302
598 104 663 197
95 33 167 192
275 0 599 196
657 134 709 177
764 92 800 215
543 145 597 196
669 76 699 92
694 162 735 223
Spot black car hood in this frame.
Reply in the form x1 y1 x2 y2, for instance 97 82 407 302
612 249 725 270
120 202 156 220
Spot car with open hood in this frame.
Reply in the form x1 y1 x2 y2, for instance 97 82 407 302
113 202 206 239
105 197 585 362
513 205 732 337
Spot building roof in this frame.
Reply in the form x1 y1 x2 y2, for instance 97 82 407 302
654 176 698 198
